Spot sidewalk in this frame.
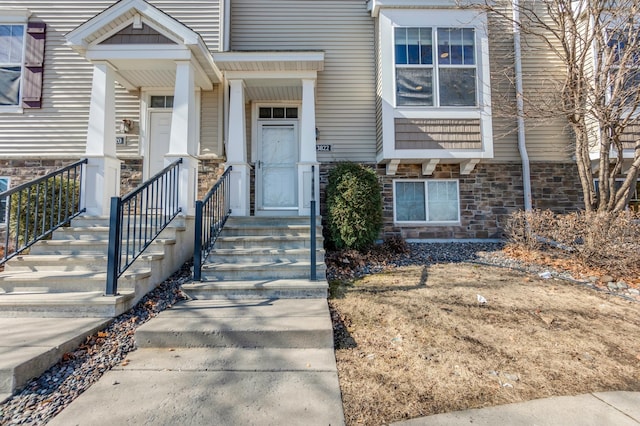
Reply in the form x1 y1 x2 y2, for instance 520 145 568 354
393 391 640 426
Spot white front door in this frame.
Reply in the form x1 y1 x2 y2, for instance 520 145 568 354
148 111 172 177
256 123 298 212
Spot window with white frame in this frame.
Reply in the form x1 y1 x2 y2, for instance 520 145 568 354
0 24 25 107
594 178 640 211
395 27 477 107
0 177 9 224
394 180 460 223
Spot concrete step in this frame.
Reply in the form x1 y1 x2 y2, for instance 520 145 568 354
0 269 150 293
215 235 322 250
182 279 328 299
200 261 326 281
30 238 176 255
222 224 323 237
53 224 186 241
225 216 322 227
0 316 111 398
207 248 324 263
0 291 135 318
135 299 333 349
3 253 164 273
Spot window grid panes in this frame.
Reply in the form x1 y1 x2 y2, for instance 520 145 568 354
394 180 459 223
150 95 174 108
395 26 477 107
258 107 299 119
0 24 24 107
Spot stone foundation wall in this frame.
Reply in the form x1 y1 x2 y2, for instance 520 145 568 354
319 161 583 241
197 159 225 199
0 159 80 188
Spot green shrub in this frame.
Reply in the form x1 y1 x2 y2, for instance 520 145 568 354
8 176 80 246
326 163 383 250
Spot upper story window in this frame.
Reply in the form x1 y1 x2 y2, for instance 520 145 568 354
395 27 477 107
0 24 25 107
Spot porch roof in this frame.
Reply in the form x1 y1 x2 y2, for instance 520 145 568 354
212 51 325 73
65 0 221 90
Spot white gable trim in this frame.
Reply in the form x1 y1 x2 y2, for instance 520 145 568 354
65 0 221 84
66 0 198 50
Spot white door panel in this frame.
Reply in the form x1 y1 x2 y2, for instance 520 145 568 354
257 123 298 210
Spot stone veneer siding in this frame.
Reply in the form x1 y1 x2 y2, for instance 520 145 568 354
319 161 583 241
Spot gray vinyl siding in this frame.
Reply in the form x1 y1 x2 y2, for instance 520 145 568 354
487 8 520 162
199 86 221 158
230 0 376 163
519 5 572 162
0 0 221 158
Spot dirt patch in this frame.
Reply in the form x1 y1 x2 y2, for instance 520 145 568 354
330 263 640 425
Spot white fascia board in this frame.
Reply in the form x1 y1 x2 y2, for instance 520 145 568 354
369 0 484 17
192 39 223 83
86 45 192 61
224 70 318 80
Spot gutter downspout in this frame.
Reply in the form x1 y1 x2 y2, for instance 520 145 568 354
513 0 533 211
223 0 230 52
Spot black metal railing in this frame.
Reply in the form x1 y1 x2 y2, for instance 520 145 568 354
193 166 232 281
106 159 182 295
310 165 317 281
0 159 87 266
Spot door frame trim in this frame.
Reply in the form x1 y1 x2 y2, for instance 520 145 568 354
140 88 201 180
251 102 301 214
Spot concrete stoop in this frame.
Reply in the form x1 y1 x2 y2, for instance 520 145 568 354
182 216 328 300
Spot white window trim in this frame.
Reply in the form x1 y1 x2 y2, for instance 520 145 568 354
0 14 28 114
394 27 479 108
393 178 461 225
378 8 493 161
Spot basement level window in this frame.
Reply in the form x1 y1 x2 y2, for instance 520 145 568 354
150 95 174 108
0 177 9 224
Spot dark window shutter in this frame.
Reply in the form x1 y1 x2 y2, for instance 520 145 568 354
22 22 46 109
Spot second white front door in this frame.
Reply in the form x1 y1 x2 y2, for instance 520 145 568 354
148 110 172 177
256 122 298 212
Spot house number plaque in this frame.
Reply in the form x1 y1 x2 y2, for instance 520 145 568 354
316 144 331 151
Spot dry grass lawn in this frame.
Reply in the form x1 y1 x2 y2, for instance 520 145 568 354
329 263 640 425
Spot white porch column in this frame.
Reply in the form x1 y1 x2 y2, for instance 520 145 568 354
166 60 199 216
226 79 250 216
298 78 319 216
83 62 121 216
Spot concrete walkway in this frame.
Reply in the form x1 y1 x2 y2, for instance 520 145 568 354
48 298 346 426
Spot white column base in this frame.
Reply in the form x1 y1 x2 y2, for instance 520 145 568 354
227 162 251 216
165 155 198 217
298 162 320 216
82 156 122 217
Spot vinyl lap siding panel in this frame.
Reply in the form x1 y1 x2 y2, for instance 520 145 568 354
395 118 482 150
0 1 221 158
230 0 376 163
